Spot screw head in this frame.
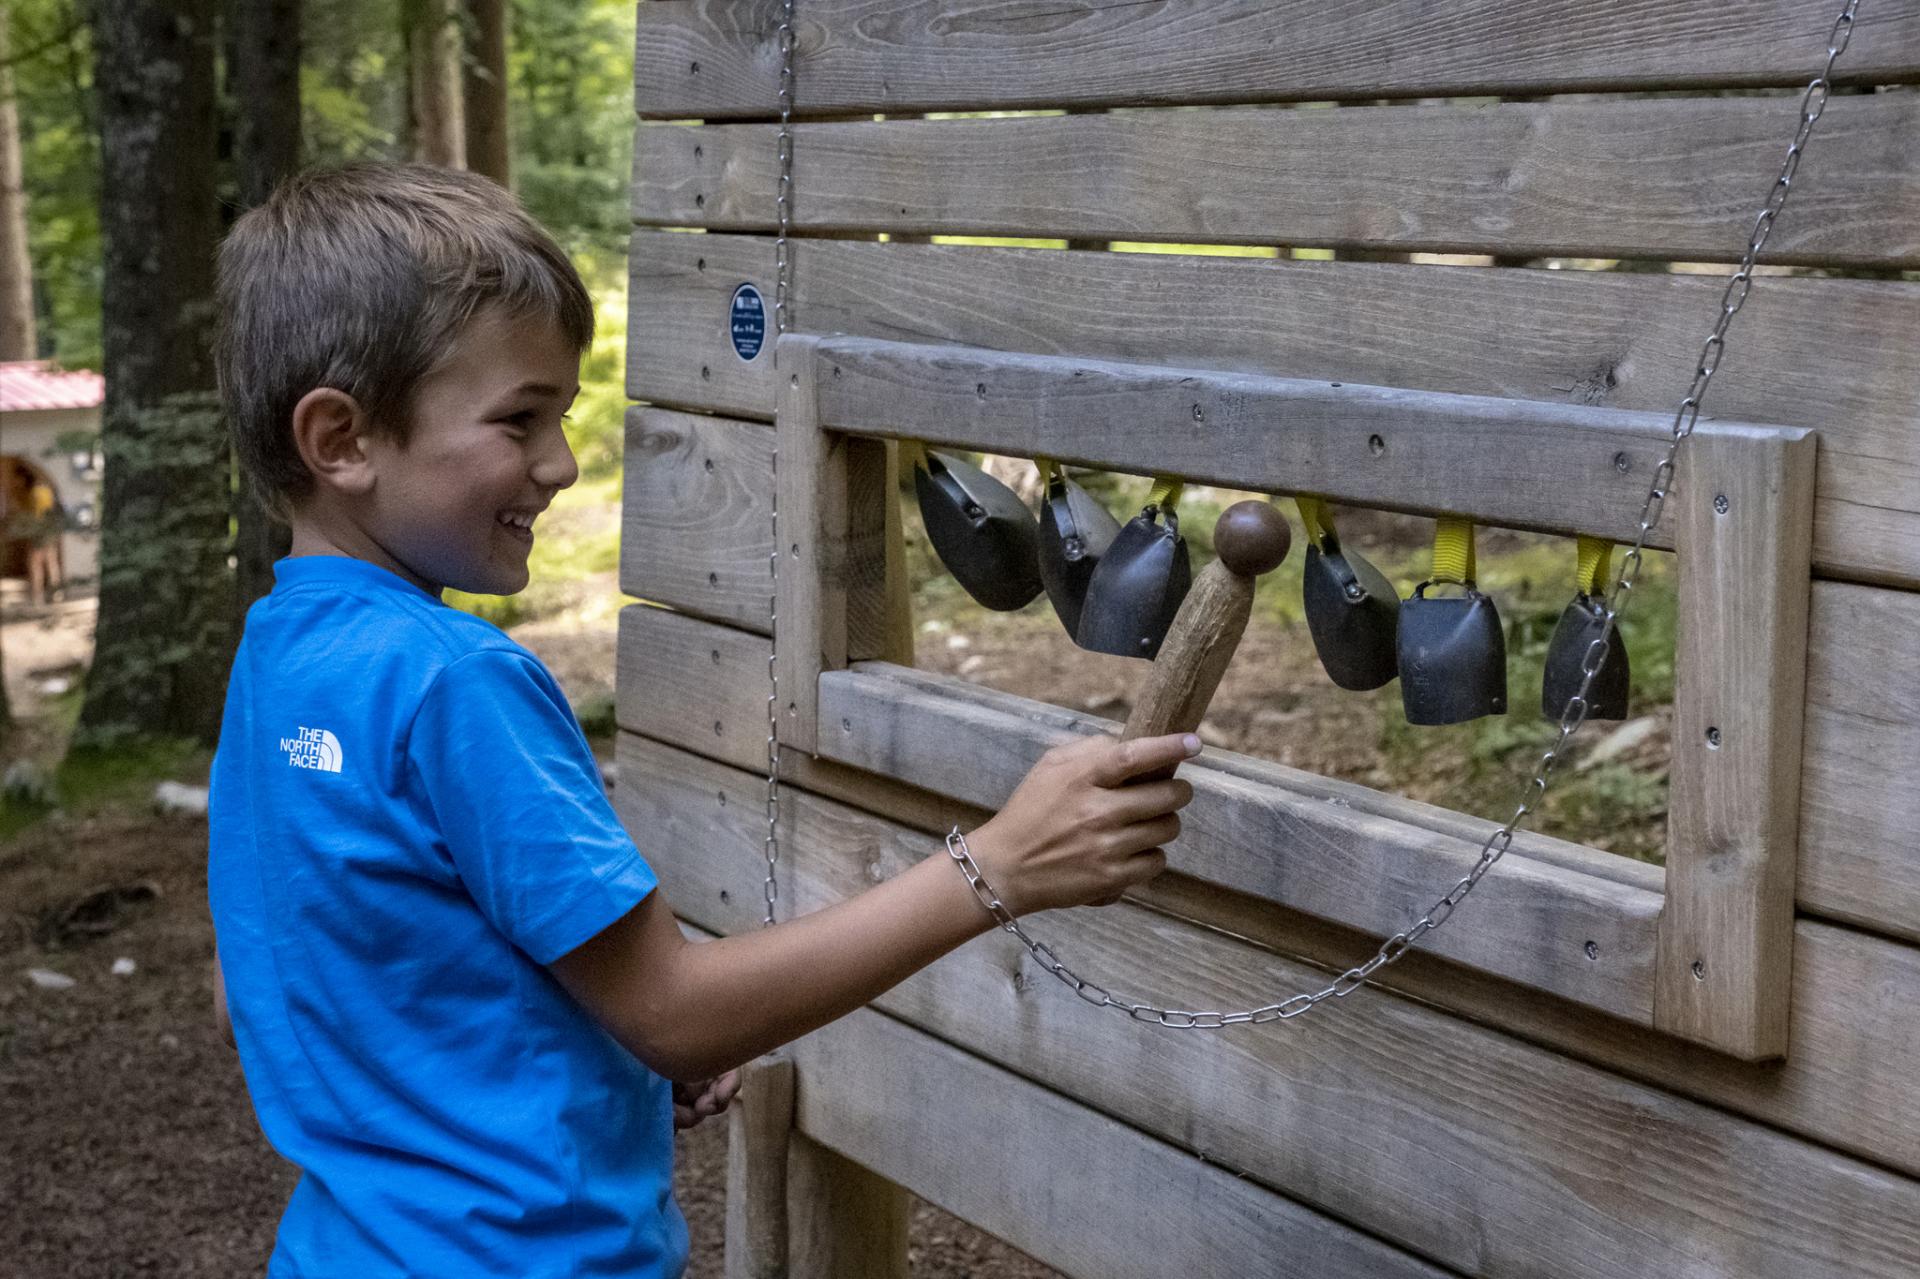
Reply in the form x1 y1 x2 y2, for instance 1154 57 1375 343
1713 493 1731 515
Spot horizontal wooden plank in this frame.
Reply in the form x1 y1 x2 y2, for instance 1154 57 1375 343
815 662 1662 1021
804 334 1813 550
622 407 774 628
1799 580 1920 942
635 0 1920 117
614 731 1920 1277
634 94 1920 266
784 1006 1457 1279
613 599 1920 1016
627 233 1920 588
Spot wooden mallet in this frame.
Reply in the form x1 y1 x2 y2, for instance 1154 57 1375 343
1120 501 1293 775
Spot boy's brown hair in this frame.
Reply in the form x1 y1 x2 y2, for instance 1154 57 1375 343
216 163 594 517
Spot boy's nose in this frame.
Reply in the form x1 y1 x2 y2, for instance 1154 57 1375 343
532 428 580 491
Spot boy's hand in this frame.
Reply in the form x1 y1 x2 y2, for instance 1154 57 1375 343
964 732 1201 917
672 1070 741 1129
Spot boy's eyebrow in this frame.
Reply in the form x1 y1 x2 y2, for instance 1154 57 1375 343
514 381 579 399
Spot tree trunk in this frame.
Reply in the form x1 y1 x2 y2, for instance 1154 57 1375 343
406 0 464 168
462 0 509 186
228 0 301 629
80 0 233 747
0 4 38 361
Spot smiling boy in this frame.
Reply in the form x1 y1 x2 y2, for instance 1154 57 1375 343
208 163 1198 1278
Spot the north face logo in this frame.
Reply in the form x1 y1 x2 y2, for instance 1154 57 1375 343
281 726 344 773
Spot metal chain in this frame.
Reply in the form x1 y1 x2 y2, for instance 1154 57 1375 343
763 0 797 928
944 0 1862 1027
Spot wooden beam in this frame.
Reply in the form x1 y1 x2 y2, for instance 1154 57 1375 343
804 334 1813 549
1657 430 1817 1057
1799 581 1920 943
615 733 1920 1279
786 1005 1457 1279
635 95 1920 267
634 0 1920 117
628 233 1920 589
725 1055 795 1279
816 662 1662 1022
622 408 775 630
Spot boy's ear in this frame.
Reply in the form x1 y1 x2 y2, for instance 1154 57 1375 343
291 387 377 496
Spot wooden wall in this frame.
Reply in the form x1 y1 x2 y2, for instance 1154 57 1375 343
622 4 1920 1275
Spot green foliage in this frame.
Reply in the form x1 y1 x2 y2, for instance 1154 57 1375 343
7 0 103 367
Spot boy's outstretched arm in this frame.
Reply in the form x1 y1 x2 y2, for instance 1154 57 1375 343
551 731 1201 1083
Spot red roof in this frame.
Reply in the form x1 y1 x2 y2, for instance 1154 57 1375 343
1 361 105 412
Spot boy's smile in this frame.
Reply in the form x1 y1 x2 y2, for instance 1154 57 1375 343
289 305 583 600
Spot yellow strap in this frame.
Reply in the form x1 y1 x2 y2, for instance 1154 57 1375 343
899 439 930 471
1576 535 1614 596
1147 477 1184 514
1296 495 1333 546
1035 456 1059 489
1431 517 1477 584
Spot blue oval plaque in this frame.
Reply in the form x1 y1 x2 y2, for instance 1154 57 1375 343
729 283 767 361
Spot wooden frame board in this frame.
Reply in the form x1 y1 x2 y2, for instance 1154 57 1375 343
772 332 1816 1057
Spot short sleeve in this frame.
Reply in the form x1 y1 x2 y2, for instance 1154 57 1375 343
408 648 656 964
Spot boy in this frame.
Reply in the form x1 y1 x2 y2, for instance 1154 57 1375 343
208 163 1198 1278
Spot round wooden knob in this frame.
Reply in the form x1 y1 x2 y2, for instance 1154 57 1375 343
1213 501 1292 578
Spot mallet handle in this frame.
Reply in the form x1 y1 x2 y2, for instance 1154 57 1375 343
1121 560 1256 746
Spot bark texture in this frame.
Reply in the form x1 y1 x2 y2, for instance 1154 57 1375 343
80 0 233 746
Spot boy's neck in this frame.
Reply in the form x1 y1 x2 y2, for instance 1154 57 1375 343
286 503 443 599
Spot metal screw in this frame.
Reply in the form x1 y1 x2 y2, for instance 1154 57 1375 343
701 365 711 381
708 571 718 586
1614 451 1631 473
1192 404 1204 421
842 718 852 732
1692 960 1707 981
704 458 715 472
1585 940 1600 961
976 382 987 399
693 145 703 160
1368 435 1386 457
1706 726 1722 749
714 720 724 736
696 257 706 271
1713 493 1731 515
690 60 700 73
711 649 722 664
695 193 705 208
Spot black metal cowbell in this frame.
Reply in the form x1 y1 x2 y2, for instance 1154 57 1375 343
1541 593 1631 720
1077 506 1191 660
912 451 1044 612
1037 473 1123 642
1301 535 1401 691
1398 583 1508 725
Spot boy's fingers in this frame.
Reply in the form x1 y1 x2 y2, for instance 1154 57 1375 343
1089 733 1203 788
1099 778 1193 827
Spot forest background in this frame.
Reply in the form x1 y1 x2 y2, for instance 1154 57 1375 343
1 0 638 785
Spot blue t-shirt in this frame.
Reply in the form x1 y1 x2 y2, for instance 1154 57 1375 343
208 555 683 1278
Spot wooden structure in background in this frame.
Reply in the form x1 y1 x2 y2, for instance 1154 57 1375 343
620 4 1920 1275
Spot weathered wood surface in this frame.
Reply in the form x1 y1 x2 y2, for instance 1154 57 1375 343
635 95 1920 267
613 589 1920 950
627 234 1920 588
1799 581 1920 942
1657 430 1816 1058
614 732 1920 1278
817 662 1663 1022
622 407 774 629
784 1004 1457 1279
784 1136 909 1279
802 334 1821 550
724 1056 794 1279
613 608 1920 1176
635 0 1920 117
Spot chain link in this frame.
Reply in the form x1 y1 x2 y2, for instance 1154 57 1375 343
943 1 1862 1028
763 0 797 928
